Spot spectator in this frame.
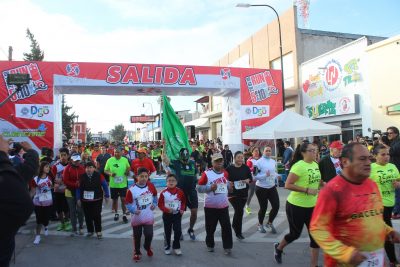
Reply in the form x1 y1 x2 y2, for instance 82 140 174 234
387 126 400 219
318 141 343 183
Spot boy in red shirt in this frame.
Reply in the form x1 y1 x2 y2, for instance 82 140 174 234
158 174 186 255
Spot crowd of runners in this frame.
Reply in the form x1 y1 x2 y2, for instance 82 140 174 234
2 126 400 266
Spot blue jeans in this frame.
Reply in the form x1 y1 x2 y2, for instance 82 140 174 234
393 188 400 215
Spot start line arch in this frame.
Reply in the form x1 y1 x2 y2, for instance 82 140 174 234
0 61 283 152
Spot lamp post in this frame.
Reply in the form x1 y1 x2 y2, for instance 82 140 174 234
142 102 154 141
236 3 285 110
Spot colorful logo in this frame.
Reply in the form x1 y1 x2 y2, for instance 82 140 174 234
66 63 80 77
339 97 351 113
241 105 270 120
245 71 278 104
2 63 48 102
323 59 342 91
15 104 53 122
220 68 231 80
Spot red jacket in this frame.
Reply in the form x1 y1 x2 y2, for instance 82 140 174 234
158 187 186 214
63 163 85 190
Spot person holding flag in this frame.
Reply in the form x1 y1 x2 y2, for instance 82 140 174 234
161 95 198 241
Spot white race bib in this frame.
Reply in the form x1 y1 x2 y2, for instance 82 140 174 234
83 191 95 200
215 183 227 194
38 191 52 202
166 200 180 210
359 249 384 267
234 180 246 190
137 194 152 206
153 158 158 162
114 176 124 184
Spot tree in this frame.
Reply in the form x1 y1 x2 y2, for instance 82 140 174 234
86 128 93 143
110 124 126 143
62 96 77 141
23 28 44 61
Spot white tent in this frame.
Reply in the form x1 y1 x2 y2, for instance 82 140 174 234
242 109 341 140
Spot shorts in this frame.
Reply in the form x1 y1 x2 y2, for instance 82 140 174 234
34 205 52 226
182 188 198 209
110 187 128 200
53 192 69 214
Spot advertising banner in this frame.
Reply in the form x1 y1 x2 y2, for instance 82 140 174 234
304 95 358 119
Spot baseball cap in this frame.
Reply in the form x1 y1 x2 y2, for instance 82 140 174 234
330 141 343 149
211 153 224 161
85 161 95 167
137 148 147 154
71 153 81 161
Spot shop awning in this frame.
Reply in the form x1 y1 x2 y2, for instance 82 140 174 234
184 118 209 128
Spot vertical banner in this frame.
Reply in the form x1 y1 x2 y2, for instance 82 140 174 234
222 91 242 152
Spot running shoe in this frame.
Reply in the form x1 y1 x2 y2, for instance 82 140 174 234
64 222 72 232
258 224 267 233
236 234 245 240
122 215 128 224
97 232 103 239
245 206 252 215
224 249 231 255
133 254 141 262
164 248 171 255
207 247 214 252
188 229 196 240
44 227 49 236
146 248 154 257
114 213 119 221
174 249 182 256
266 223 277 234
274 242 283 264
79 228 84 235
33 235 41 245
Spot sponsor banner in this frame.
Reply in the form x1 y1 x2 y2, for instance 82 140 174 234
304 95 358 119
15 104 54 122
241 105 270 120
130 115 155 123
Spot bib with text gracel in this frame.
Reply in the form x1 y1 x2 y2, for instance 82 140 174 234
137 194 152 206
234 180 246 190
215 183 227 194
83 191 95 200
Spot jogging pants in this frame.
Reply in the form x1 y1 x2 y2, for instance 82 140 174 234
284 201 319 248
204 207 233 249
384 206 397 263
66 196 84 231
132 225 153 254
229 197 247 235
394 189 400 215
82 200 103 233
162 213 182 249
255 186 280 225
246 182 256 206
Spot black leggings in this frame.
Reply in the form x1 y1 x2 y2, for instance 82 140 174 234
229 197 247 235
384 206 397 263
34 205 51 226
284 201 319 248
133 225 153 254
255 186 280 225
82 200 103 233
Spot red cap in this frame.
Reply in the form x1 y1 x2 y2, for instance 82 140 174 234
329 141 343 149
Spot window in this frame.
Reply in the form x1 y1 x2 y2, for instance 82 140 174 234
271 52 294 88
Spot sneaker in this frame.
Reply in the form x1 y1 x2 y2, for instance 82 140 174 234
114 213 119 221
266 223 277 234
44 227 49 236
174 249 182 256
96 232 103 239
207 247 214 252
258 224 266 233
164 248 171 255
33 235 41 245
236 234 245 240
56 223 63 231
86 232 94 238
122 215 128 224
64 222 72 232
224 249 231 255
146 248 153 257
79 228 84 235
133 254 141 262
274 242 283 264
245 206 252 215
188 229 196 241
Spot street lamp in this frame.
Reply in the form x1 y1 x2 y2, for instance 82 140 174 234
236 3 285 110
142 102 155 141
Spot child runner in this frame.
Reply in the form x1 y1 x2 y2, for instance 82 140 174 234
126 167 158 262
158 174 186 255
31 161 53 245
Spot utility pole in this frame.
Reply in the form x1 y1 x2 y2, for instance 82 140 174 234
8 46 13 61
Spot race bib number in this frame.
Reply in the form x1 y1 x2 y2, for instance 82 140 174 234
137 194 152 206
153 159 158 162
234 181 246 190
166 201 179 210
215 183 227 194
39 191 52 202
359 249 384 267
83 191 95 200
114 176 124 184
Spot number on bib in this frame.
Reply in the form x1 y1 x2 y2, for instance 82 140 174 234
359 249 384 267
166 201 179 210
234 181 246 190
215 183 227 194
39 191 52 202
137 194 152 206
83 191 95 200
114 176 124 184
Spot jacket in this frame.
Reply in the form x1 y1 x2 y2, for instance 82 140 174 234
63 163 85 190
318 156 336 183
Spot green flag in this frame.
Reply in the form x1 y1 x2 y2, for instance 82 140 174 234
162 95 191 160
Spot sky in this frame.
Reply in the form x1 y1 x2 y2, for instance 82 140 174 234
0 0 399 133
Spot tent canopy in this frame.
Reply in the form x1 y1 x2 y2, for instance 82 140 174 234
242 109 341 140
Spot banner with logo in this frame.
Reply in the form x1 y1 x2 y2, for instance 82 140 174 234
0 60 282 151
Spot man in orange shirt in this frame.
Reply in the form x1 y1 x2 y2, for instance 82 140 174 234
131 148 156 178
91 144 101 163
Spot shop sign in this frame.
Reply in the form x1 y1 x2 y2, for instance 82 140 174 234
305 95 358 119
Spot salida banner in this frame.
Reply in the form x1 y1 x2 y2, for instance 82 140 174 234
0 61 282 151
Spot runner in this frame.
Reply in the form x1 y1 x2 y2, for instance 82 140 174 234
197 153 233 255
63 152 85 236
274 141 321 266
31 161 53 245
125 167 158 262
245 147 261 215
226 151 252 240
162 145 199 240
131 148 156 178
254 146 280 234
96 145 111 184
51 148 71 231
370 144 400 266
310 142 400 267
90 144 101 163
151 143 162 175
104 147 131 223
77 161 110 239
158 174 186 255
